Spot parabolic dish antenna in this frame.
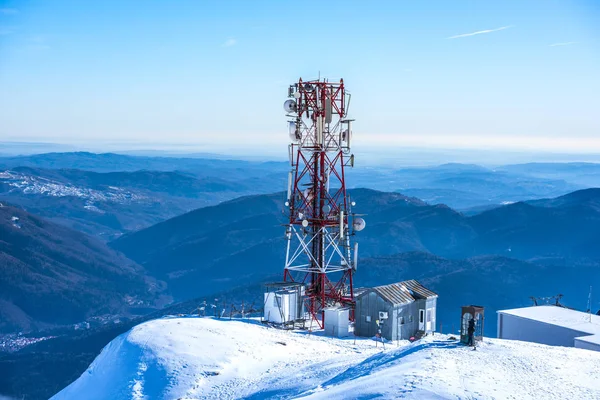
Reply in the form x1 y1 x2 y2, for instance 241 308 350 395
283 99 297 113
353 217 366 232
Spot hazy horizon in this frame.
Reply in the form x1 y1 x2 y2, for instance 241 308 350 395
2 139 600 167
1 0 599 156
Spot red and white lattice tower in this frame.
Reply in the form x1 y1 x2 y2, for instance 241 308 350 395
282 78 364 328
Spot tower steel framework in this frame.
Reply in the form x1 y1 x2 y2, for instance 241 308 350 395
282 78 362 328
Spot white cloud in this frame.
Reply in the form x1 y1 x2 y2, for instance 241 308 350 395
222 38 237 47
447 26 513 39
0 8 18 14
549 41 577 47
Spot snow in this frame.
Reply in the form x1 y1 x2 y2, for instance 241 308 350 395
0 170 146 204
52 316 600 400
10 216 21 229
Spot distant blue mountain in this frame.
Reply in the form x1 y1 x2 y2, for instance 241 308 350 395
2 152 597 211
3 186 600 400
0 166 284 240
110 187 600 336
0 151 287 174
0 202 165 333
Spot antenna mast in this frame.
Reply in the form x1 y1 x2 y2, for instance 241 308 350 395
282 78 364 328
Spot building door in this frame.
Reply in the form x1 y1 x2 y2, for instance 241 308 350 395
426 308 432 331
419 309 425 331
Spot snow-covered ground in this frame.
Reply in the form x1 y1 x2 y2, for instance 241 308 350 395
52 316 600 400
0 170 146 204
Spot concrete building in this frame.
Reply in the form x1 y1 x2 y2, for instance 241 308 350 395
497 305 600 352
354 280 438 341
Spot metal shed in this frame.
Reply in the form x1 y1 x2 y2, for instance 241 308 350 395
354 280 438 341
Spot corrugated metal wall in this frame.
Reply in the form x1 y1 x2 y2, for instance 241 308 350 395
355 291 394 339
355 292 437 340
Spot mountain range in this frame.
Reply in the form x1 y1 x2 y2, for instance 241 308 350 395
2 151 600 400
0 167 256 240
0 202 167 333
110 187 600 302
5 183 598 336
4 152 600 216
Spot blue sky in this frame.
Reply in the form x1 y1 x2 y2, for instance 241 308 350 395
0 0 599 156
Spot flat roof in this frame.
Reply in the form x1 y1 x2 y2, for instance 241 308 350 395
575 335 600 345
498 305 600 345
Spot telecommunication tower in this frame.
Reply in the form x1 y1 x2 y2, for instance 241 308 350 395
282 78 365 328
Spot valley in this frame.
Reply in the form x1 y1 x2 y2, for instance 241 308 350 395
2 153 599 243
1 152 600 400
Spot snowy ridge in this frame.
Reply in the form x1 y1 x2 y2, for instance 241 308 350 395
0 170 146 204
52 317 600 399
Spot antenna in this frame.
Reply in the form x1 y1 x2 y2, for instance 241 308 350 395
281 77 363 328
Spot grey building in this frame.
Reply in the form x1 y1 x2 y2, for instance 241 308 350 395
354 280 438 341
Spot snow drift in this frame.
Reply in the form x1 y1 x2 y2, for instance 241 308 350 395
52 316 600 399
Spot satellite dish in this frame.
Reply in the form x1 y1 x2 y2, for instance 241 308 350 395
284 99 297 113
302 219 309 228
304 83 313 91
353 217 366 232
288 121 299 142
293 91 301 99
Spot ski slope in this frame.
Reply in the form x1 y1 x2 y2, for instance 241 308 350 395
52 316 600 399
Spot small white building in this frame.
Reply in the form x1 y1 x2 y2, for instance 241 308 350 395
264 290 300 324
263 283 305 326
324 307 350 338
497 305 600 352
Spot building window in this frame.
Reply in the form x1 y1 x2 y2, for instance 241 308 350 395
366 315 371 322
399 316 405 324
419 310 424 324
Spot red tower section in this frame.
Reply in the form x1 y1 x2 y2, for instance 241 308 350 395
282 78 363 328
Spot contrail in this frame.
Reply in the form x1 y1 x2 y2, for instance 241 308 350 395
447 26 513 39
